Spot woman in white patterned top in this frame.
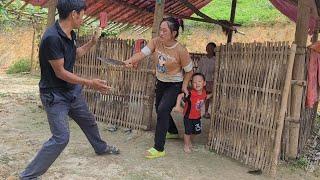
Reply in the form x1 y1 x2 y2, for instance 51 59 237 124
124 17 193 159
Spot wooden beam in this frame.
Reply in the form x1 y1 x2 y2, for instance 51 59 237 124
288 0 312 159
227 0 237 43
178 0 241 34
152 0 165 38
6 9 45 19
178 0 212 21
104 22 117 30
46 0 57 27
271 43 297 176
108 23 124 32
139 27 150 34
105 0 225 28
86 18 97 26
84 4 108 22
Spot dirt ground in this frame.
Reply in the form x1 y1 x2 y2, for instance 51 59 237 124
0 72 319 180
0 27 34 69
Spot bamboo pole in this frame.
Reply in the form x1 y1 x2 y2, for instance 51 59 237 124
30 23 36 74
271 44 297 176
152 0 166 38
288 0 311 159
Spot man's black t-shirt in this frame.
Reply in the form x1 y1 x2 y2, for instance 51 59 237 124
39 21 77 92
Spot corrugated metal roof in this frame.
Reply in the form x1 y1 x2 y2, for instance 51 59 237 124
23 0 211 27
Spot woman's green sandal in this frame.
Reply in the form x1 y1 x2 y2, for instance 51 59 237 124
166 132 179 139
145 147 165 159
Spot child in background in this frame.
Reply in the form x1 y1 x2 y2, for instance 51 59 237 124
173 73 212 153
197 42 216 119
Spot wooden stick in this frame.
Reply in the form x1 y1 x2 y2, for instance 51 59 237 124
271 44 297 176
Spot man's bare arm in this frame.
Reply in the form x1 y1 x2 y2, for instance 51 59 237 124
49 58 110 93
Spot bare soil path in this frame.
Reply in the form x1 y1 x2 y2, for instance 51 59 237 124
0 73 318 180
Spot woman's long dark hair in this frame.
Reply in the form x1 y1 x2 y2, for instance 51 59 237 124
161 17 184 38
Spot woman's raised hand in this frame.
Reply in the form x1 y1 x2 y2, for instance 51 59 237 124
124 59 138 68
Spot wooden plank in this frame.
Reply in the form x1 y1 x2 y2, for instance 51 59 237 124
271 44 297 176
152 0 165 38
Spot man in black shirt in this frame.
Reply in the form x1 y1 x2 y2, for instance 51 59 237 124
20 0 119 179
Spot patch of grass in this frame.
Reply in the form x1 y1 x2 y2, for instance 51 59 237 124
289 157 309 171
0 154 11 164
6 58 31 74
186 0 290 28
0 92 8 98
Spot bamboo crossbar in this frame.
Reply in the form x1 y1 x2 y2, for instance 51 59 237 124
213 113 277 132
216 83 282 95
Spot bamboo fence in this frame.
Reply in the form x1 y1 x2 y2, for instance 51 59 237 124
207 42 296 175
73 36 315 172
73 37 205 131
74 37 155 130
190 53 206 71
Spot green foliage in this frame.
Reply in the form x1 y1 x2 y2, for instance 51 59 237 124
6 58 31 74
0 2 8 21
186 0 290 28
289 157 309 171
0 0 47 27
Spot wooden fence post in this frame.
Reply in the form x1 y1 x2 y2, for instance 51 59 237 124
152 0 165 38
227 0 237 43
271 44 297 176
46 0 57 28
288 0 311 159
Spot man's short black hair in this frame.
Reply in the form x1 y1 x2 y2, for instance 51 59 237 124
57 0 86 20
192 73 206 81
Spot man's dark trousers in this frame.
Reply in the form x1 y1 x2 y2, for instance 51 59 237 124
20 85 107 179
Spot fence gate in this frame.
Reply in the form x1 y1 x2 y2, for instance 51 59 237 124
208 42 296 174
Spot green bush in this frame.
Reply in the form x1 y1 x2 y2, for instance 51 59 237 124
6 58 31 74
291 157 309 170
